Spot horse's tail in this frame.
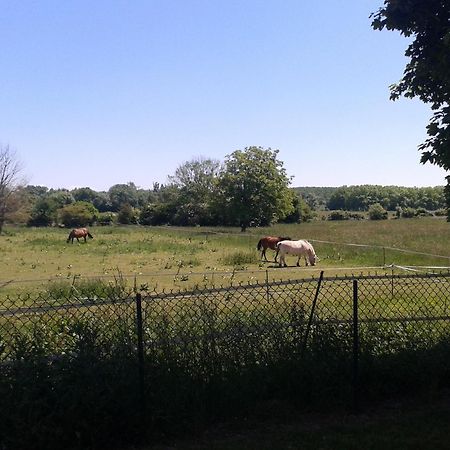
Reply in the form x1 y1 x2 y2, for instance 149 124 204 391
257 239 263 250
87 232 94 239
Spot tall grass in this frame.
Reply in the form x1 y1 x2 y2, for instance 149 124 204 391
1 218 449 297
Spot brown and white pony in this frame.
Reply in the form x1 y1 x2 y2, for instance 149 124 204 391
257 236 291 262
277 239 318 267
66 227 94 244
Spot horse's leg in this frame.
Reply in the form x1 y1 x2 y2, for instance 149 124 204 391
297 255 301 267
274 248 279 262
263 248 269 262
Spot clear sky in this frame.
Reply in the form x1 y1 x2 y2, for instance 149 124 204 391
0 0 447 191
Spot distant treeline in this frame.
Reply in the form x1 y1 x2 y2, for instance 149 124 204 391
295 185 445 212
9 183 445 229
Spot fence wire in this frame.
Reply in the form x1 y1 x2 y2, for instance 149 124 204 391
2 272 450 450
1 272 449 363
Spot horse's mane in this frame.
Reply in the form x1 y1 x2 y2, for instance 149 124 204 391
278 236 291 241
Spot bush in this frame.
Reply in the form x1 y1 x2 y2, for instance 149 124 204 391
97 212 116 226
58 201 99 227
327 210 349 221
416 207 433 217
117 204 138 225
401 207 417 218
27 198 57 227
368 203 388 220
434 208 448 217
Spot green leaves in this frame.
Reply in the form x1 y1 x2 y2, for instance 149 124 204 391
217 146 294 230
372 0 450 217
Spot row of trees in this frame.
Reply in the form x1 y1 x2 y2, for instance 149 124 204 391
325 185 445 212
15 147 313 231
1 144 447 232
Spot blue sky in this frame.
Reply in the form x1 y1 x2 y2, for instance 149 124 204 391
0 0 447 191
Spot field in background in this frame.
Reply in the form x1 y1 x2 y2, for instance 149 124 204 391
1 217 449 296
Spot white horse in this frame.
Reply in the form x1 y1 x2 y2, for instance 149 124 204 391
276 239 318 267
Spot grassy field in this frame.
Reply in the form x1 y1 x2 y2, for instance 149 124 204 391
0 217 449 295
2 219 450 450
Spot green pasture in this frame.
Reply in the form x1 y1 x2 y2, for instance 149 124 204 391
1 220 450 450
0 217 449 296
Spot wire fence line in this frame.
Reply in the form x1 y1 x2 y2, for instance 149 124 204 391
2 271 450 362
1 271 450 449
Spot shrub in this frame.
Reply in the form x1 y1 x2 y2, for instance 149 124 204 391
401 207 417 218
27 198 57 227
117 204 139 225
58 201 99 227
434 208 447 217
327 210 349 221
347 212 365 220
368 203 388 220
97 212 116 226
416 207 433 217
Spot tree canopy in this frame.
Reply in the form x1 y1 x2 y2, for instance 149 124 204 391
217 147 294 231
372 0 450 217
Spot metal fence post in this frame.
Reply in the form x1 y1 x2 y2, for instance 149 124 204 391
301 270 324 357
352 279 360 413
135 292 146 414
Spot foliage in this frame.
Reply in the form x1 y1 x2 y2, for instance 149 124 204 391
117 203 139 225
72 187 111 212
294 186 338 210
1 275 450 449
167 157 222 226
217 147 294 231
18 182 446 229
0 144 23 234
27 197 58 226
96 211 116 226
108 182 149 212
108 182 138 211
58 201 99 227
280 194 313 223
434 208 447 217
368 203 388 220
139 200 177 226
327 185 445 211
401 207 417 218
328 210 349 221
372 1 450 218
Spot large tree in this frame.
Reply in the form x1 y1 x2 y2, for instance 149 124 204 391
0 145 23 234
372 0 450 218
168 157 222 225
217 146 294 231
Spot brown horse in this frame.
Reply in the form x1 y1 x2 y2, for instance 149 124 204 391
66 227 94 244
257 236 291 262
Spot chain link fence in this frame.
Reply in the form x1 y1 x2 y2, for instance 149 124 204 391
1 272 450 449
